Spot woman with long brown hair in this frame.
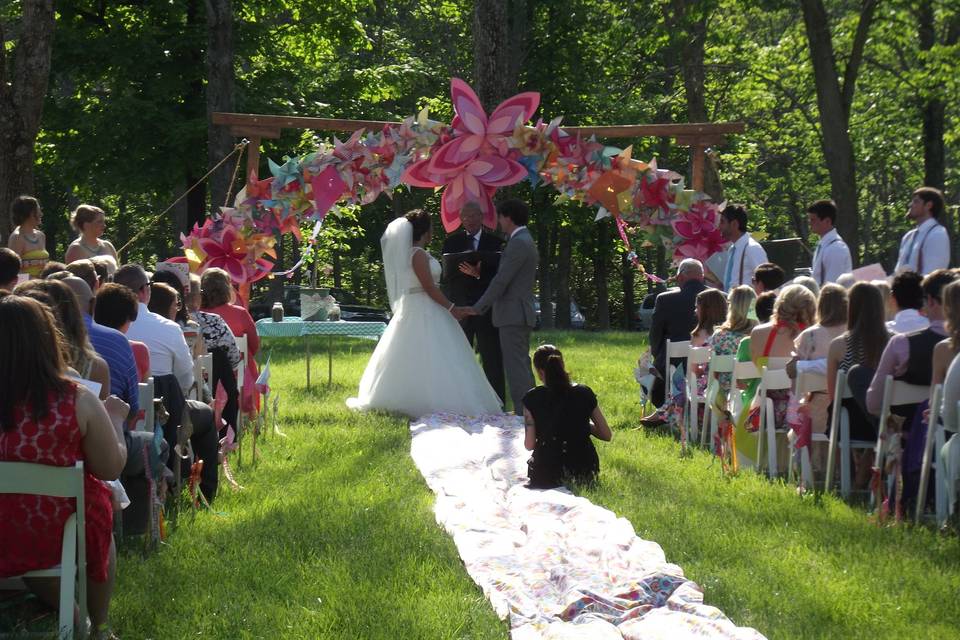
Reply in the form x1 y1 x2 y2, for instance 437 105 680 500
0 293 127 639
522 344 612 488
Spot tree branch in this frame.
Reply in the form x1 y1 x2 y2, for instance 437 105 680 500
841 0 879 115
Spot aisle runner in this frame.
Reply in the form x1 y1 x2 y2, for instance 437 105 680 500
410 413 766 640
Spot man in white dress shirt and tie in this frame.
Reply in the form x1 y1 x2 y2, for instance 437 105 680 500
895 186 950 275
718 204 767 291
807 199 852 286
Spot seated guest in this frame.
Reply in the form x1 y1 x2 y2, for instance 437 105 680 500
887 270 928 334
864 269 958 416
752 262 785 294
95 283 150 382
15 279 111 400
522 344 611 488
708 285 758 403
59 276 139 421
39 260 67 279
743 285 817 431
0 247 20 290
939 352 960 519
7 195 48 278
115 264 218 502
873 280 893 321
151 269 206 359
791 275 820 298
66 259 100 292
755 291 776 324
0 292 127 638
827 283 891 486
645 258 706 411
201 267 261 417
791 284 849 469
187 273 240 435
89 254 117 283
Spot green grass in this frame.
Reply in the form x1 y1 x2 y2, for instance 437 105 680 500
102 331 960 639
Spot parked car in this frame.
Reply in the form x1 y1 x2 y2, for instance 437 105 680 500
632 293 658 331
533 300 586 330
249 285 390 324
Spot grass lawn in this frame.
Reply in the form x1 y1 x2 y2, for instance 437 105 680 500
105 330 960 639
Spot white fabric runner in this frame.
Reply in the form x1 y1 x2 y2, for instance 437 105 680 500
410 413 766 640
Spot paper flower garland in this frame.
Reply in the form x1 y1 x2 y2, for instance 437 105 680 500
179 77 731 287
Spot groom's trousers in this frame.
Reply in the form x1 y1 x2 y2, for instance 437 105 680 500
460 311 505 404
499 324 536 415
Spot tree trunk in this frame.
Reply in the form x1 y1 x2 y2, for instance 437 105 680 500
556 226 571 329
594 220 610 330
472 0 515 109
536 194 554 330
668 0 724 200
0 1 56 241
799 0 877 264
206 0 236 209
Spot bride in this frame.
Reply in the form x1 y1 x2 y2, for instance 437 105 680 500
347 209 502 418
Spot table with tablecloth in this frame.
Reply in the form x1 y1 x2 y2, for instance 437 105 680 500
255 318 386 388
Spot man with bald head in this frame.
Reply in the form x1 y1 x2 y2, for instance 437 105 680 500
644 258 707 421
442 201 506 402
62 275 140 421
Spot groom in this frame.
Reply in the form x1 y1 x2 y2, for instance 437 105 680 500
457 199 538 415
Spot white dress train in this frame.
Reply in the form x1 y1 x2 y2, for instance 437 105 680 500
347 246 502 418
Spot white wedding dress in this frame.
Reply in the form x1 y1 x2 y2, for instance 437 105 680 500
347 218 502 419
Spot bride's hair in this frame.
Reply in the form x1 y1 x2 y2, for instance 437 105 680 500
533 344 571 392
404 209 431 242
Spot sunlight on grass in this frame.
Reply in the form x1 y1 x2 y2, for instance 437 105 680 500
110 332 960 639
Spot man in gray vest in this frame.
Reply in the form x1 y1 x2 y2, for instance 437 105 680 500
460 199 538 415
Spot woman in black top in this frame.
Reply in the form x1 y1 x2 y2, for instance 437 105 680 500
522 345 612 488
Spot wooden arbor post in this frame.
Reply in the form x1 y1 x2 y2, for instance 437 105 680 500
211 112 744 193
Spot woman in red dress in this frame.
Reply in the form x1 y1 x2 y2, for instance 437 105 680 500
200 267 260 415
0 293 128 637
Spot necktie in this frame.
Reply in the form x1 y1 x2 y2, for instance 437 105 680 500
812 241 822 285
904 229 918 268
473 234 479 251
724 244 737 290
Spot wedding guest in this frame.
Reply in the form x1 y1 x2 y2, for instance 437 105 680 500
66 259 100 292
644 258 706 415
94 283 151 382
89 255 118 282
872 280 893 321
15 279 111 400
151 269 206 359
522 344 611 489
807 199 852 286
718 204 767 291
7 195 48 278
895 186 950 275
887 270 928 334
827 283 891 485
40 260 67 279
0 293 127 639
791 275 820 298
755 291 776 324
64 204 118 264
752 262 785 294
708 285 758 402
0 247 20 290
201 267 260 415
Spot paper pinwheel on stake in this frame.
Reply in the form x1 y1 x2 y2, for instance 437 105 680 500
402 78 539 231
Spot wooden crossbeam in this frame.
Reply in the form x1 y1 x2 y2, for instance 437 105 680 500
211 112 744 191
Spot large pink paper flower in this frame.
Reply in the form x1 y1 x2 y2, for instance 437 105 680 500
672 201 726 263
402 78 539 231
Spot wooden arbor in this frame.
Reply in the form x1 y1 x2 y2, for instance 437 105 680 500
212 112 744 193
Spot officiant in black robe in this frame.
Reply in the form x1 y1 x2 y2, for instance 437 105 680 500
442 202 506 403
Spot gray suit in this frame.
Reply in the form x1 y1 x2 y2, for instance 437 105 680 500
474 227 538 414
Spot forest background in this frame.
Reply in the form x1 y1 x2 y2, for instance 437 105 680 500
1 0 958 329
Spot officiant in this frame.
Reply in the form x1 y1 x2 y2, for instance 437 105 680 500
442 201 506 403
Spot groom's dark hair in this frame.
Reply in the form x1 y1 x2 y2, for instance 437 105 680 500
404 209 432 241
498 199 529 227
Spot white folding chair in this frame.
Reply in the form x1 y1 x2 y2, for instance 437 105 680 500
726 359 760 468
665 339 691 407
791 371 828 487
825 370 875 497
701 354 736 448
916 384 949 526
756 367 793 478
0 461 86 640
134 376 155 432
873 374 929 508
685 346 711 444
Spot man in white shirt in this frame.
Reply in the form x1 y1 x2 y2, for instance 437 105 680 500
718 204 767 291
895 186 950 275
116 265 194 393
887 270 929 334
807 199 852 286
